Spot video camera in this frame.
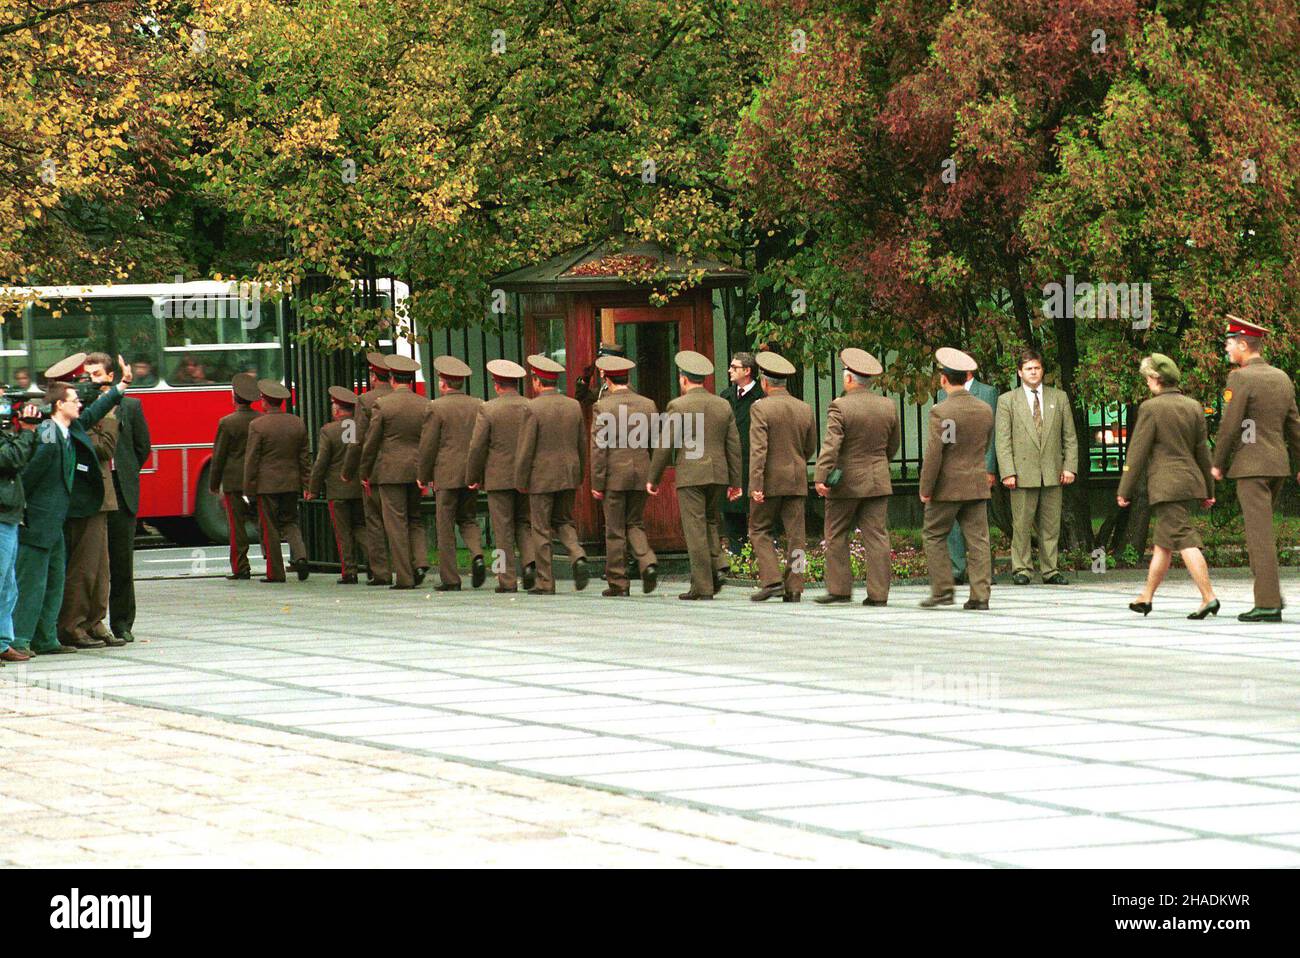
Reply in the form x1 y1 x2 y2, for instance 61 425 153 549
0 388 49 429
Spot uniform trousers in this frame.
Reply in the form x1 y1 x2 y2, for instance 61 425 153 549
13 536 65 653
327 499 366 577
435 487 482 587
823 495 890 600
1009 485 1063 578
362 488 391 583
1237 476 1285 608
486 490 533 589
59 512 111 636
378 483 427 588
677 484 725 595
750 495 807 596
925 499 992 602
222 492 252 576
529 489 584 592
257 492 306 581
601 489 656 590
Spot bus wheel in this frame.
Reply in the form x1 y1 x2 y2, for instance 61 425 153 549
194 468 232 544
152 516 209 546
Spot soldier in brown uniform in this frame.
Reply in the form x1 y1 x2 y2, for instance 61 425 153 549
813 348 900 606
306 386 365 584
1210 316 1300 622
748 351 817 602
342 352 393 585
590 354 658 596
419 356 486 591
920 348 994 610
648 350 742 600
209 373 261 579
515 354 589 594
244 380 311 582
59 372 122 646
359 355 429 590
1117 353 1218 618
468 359 535 592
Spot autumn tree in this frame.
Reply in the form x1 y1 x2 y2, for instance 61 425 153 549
728 0 1300 552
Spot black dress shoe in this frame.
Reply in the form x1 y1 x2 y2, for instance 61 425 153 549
292 558 309 581
750 584 784 602
366 578 391 586
963 599 989 610
602 587 629 597
1129 601 1152 616
813 594 851 605
116 631 135 643
1238 607 1282 622
435 583 461 592
862 598 888 607
413 566 428 587
679 591 713 601
918 595 955 608
642 564 657 594
527 587 555 596
389 584 415 590
573 558 590 591
522 563 537 591
495 585 518 593
1012 573 1031 585
225 571 251 580
471 555 486 588
337 574 358 584
1042 573 1070 585
1188 599 1220 620
713 572 726 593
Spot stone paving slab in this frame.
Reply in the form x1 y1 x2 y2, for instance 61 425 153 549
3 568 1298 867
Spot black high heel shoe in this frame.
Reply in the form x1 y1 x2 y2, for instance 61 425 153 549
1129 601 1152 616
1188 599 1220 620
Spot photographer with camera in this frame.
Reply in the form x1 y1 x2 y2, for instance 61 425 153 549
0 396 43 663
12 353 131 656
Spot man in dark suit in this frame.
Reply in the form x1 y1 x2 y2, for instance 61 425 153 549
14 355 131 655
82 352 151 643
719 351 763 570
243 379 311 583
209 373 261 579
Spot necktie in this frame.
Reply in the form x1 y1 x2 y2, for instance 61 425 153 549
64 435 75 491
1032 390 1043 433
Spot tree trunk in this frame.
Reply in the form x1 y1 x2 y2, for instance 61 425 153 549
1051 302 1094 552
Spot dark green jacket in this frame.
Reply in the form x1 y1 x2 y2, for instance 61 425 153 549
68 386 124 519
20 420 74 549
0 429 37 524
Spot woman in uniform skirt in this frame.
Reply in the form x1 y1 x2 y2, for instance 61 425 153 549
1115 353 1220 618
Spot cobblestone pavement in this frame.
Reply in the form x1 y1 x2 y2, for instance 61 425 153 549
4 568 1298 867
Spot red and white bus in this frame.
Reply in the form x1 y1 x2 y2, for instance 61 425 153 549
0 280 416 544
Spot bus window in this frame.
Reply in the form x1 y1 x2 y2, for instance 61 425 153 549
161 295 282 385
0 309 32 390
28 297 161 385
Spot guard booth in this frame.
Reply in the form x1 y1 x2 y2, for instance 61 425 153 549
491 236 750 553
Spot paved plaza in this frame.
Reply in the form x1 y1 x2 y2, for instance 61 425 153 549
4 564 1299 867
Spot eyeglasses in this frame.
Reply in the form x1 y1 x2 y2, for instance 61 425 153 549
728 364 745 370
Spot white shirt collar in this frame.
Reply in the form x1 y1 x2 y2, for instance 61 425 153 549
1023 383 1043 403
738 380 756 397
54 420 70 439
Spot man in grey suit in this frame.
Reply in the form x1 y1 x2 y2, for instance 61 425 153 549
943 363 999 584
995 348 1077 585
